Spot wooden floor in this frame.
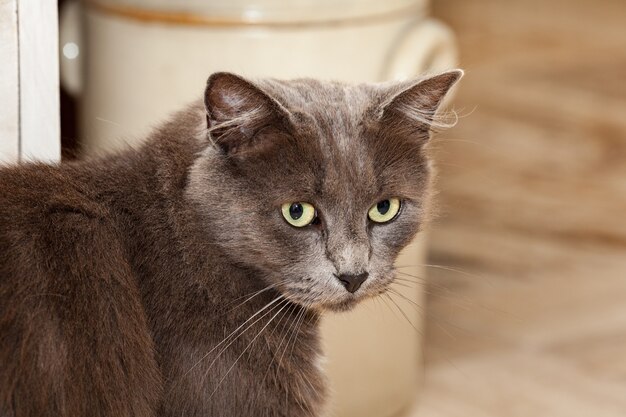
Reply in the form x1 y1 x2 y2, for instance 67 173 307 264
414 0 626 415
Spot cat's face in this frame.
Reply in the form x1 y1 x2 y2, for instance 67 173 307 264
188 71 461 312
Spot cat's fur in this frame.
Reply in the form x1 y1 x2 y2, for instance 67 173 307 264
0 70 461 417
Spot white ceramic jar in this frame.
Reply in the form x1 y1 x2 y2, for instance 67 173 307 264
60 1 457 415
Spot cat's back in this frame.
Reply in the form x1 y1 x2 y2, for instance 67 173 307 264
1 160 113 224
0 161 162 417
0 162 107 272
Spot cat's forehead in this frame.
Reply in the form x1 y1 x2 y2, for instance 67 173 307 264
260 78 373 103
259 78 375 125
245 77 428 204
260 78 381 158
255 80 389 203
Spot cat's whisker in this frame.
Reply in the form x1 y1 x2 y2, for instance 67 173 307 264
396 271 514 320
201 297 289 384
94 116 122 127
178 295 285 383
396 263 496 288
394 270 457 294
284 306 318 415
385 290 469 376
379 289 455 343
278 306 308 370
387 288 425 312
383 293 423 337
207 298 291 399
394 271 458 292
392 277 432 290
276 305 315 413
392 278 473 309
378 292 403 324
390 279 443 299
392 277 428 288
393 273 427 282
268 302 299 376
395 263 489 281
224 283 279 314
288 306 311 362
393 269 428 281
252 300 297 406
387 288 471 339
391 280 414 289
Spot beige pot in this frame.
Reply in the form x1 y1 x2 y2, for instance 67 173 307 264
60 1 457 415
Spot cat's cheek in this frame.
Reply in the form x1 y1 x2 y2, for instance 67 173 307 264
370 211 422 256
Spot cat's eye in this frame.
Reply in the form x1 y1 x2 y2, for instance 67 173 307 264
281 202 317 227
368 198 401 223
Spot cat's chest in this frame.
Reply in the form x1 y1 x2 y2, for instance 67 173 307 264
158 302 326 417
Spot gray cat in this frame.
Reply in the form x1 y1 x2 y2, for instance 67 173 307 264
0 70 462 417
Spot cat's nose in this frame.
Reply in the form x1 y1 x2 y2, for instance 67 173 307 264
336 272 369 293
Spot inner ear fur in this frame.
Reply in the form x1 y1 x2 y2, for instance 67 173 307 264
380 69 464 138
204 72 291 154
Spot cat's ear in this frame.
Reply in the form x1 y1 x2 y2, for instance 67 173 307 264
380 69 463 139
204 72 290 154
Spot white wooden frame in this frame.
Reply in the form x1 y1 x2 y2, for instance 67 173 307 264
0 0 60 164
0 0 20 162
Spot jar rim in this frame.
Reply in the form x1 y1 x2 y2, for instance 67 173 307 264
85 0 427 27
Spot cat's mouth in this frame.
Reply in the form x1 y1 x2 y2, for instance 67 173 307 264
301 285 386 313
277 270 396 313
279 287 365 313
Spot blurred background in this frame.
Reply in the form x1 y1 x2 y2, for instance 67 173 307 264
418 0 626 416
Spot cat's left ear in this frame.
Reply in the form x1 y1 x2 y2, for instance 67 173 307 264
204 72 290 154
380 69 464 138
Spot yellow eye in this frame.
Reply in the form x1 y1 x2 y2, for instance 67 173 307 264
281 202 316 227
368 198 401 223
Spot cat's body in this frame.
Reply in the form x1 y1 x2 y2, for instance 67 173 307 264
0 72 461 417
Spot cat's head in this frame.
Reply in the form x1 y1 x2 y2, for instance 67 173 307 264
188 71 462 312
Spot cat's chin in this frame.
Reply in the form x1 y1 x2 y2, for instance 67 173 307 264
316 297 361 313
325 299 359 312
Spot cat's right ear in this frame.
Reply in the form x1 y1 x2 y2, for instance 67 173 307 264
204 72 290 154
